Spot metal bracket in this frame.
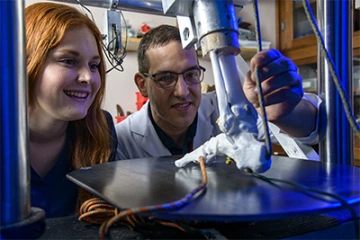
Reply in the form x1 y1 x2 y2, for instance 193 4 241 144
176 16 198 50
103 9 122 55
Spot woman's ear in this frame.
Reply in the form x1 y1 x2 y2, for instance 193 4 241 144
134 72 148 97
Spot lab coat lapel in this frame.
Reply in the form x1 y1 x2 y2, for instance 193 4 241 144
131 101 171 157
141 126 171 157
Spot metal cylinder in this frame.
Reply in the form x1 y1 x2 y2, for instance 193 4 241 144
218 54 246 105
193 0 240 56
1 0 30 225
317 0 354 164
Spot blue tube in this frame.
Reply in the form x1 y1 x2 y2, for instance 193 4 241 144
0 0 30 225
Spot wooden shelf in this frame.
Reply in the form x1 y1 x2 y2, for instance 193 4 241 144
277 0 360 65
354 31 360 50
122 37 141 52
355 88 360 96
123 37 267 61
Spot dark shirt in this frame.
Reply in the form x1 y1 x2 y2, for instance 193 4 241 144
31 110 118 218
31 130 76 218
148 105 197 155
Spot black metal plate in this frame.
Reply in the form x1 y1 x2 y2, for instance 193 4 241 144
67 156 360 222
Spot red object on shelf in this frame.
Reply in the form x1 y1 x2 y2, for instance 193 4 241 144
141 24 151 34
115 116 127 123
136 92 148 110
115 92 148 123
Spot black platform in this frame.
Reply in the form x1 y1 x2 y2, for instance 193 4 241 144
53 155 360 239
67 156 360 222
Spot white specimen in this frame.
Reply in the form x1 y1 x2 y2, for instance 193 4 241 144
175 52 271 173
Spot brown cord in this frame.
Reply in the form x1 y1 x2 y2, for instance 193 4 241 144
78 156 207 239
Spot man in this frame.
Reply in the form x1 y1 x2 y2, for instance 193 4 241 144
115 25 321 160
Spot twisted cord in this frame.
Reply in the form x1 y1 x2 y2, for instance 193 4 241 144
78 156 208 239
302 0 360 138
252 0 272 159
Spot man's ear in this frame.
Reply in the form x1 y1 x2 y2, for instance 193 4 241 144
134 72 148 97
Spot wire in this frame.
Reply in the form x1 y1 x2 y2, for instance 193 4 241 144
73 0 128 74
250 171 360 239
224 156 358 238
79 156 208 239
102 12 127 73
252 0 272 159
79 198 210 237
75 0 94 22
103 10 129 73
302 0 360 138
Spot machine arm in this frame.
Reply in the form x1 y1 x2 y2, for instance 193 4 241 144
166 0 270 173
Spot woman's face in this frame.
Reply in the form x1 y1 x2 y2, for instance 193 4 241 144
31 26 101 122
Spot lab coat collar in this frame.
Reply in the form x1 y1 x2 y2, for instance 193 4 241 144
131 101 171 157
131 95 217 156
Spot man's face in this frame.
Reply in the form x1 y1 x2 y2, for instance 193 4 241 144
144 41 202 135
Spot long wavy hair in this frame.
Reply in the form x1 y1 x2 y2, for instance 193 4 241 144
25 2 111 208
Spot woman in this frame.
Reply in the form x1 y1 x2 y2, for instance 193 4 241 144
26 2 117 218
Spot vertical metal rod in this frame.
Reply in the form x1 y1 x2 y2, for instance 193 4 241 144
318 0 354 164
0 0 30 225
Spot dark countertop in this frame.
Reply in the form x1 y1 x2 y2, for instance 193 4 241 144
39 206 359 239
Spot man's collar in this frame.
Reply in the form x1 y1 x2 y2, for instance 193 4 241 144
148 104 198 155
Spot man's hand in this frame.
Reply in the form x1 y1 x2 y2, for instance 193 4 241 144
243 49 318 138
243 49 303 122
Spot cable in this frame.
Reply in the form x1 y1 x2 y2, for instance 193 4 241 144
224 156 359 238
103 25 126 73
302 0 360 138
75 0 94 22
74 0 127 74
250 171 360 239
79 156 208 239
252 0 272 159
104 10 129 73
102 11 128 73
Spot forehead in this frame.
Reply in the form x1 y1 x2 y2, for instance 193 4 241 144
146 41 198 73
54 26 99 55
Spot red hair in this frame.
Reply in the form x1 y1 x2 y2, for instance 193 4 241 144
26 2 111 207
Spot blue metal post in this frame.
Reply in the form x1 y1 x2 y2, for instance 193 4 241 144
1 0 45 238
1 0 30 225
317 0 354 164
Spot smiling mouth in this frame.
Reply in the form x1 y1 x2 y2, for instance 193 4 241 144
64 90 89 99
172 102 191 108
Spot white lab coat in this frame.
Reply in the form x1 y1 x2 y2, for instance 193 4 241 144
115 92 221 160
115 91 321 160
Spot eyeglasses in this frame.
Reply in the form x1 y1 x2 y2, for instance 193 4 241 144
142 66 206 89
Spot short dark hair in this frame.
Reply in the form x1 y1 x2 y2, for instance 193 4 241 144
137 25 182 73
